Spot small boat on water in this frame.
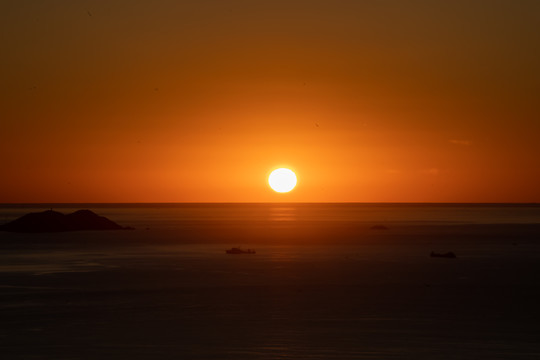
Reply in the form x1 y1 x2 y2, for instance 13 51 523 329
430 251 457 259
226 247 256 254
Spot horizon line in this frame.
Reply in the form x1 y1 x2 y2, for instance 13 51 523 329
1 202 539 206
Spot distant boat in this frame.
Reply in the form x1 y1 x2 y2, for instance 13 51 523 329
226 247 256 254
430 251 457 259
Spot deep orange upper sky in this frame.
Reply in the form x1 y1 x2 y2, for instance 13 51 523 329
1 0 539 202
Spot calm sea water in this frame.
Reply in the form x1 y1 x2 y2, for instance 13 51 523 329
1 204 540 359
1 203 540 228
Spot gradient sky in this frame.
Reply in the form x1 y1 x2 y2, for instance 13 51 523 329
1 0 539 202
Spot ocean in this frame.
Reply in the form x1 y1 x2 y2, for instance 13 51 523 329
3 203 540 226
1 204 540 359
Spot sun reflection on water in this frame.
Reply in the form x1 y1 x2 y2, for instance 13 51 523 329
268 206 297 222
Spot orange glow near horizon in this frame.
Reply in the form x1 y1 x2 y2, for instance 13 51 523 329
1 1 540 203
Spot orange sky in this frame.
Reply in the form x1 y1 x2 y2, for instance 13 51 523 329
1 1 540 202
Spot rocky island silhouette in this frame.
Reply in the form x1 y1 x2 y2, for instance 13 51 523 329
0 209 131 232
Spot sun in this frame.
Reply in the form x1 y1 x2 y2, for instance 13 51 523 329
268 168 297 193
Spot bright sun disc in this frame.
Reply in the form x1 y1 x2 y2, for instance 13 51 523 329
268 168 297 193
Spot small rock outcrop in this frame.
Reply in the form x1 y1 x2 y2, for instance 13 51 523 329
0 209 130 233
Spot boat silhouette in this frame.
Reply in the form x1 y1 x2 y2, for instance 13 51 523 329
430 251 457 259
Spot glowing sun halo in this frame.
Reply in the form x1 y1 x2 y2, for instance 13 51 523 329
268 168 297 193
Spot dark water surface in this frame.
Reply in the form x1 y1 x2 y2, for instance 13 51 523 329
1 204 540 359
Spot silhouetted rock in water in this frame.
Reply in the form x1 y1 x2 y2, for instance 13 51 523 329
0 209 131 233
226 247 256 254
370 225 388 230
430 251 457 259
